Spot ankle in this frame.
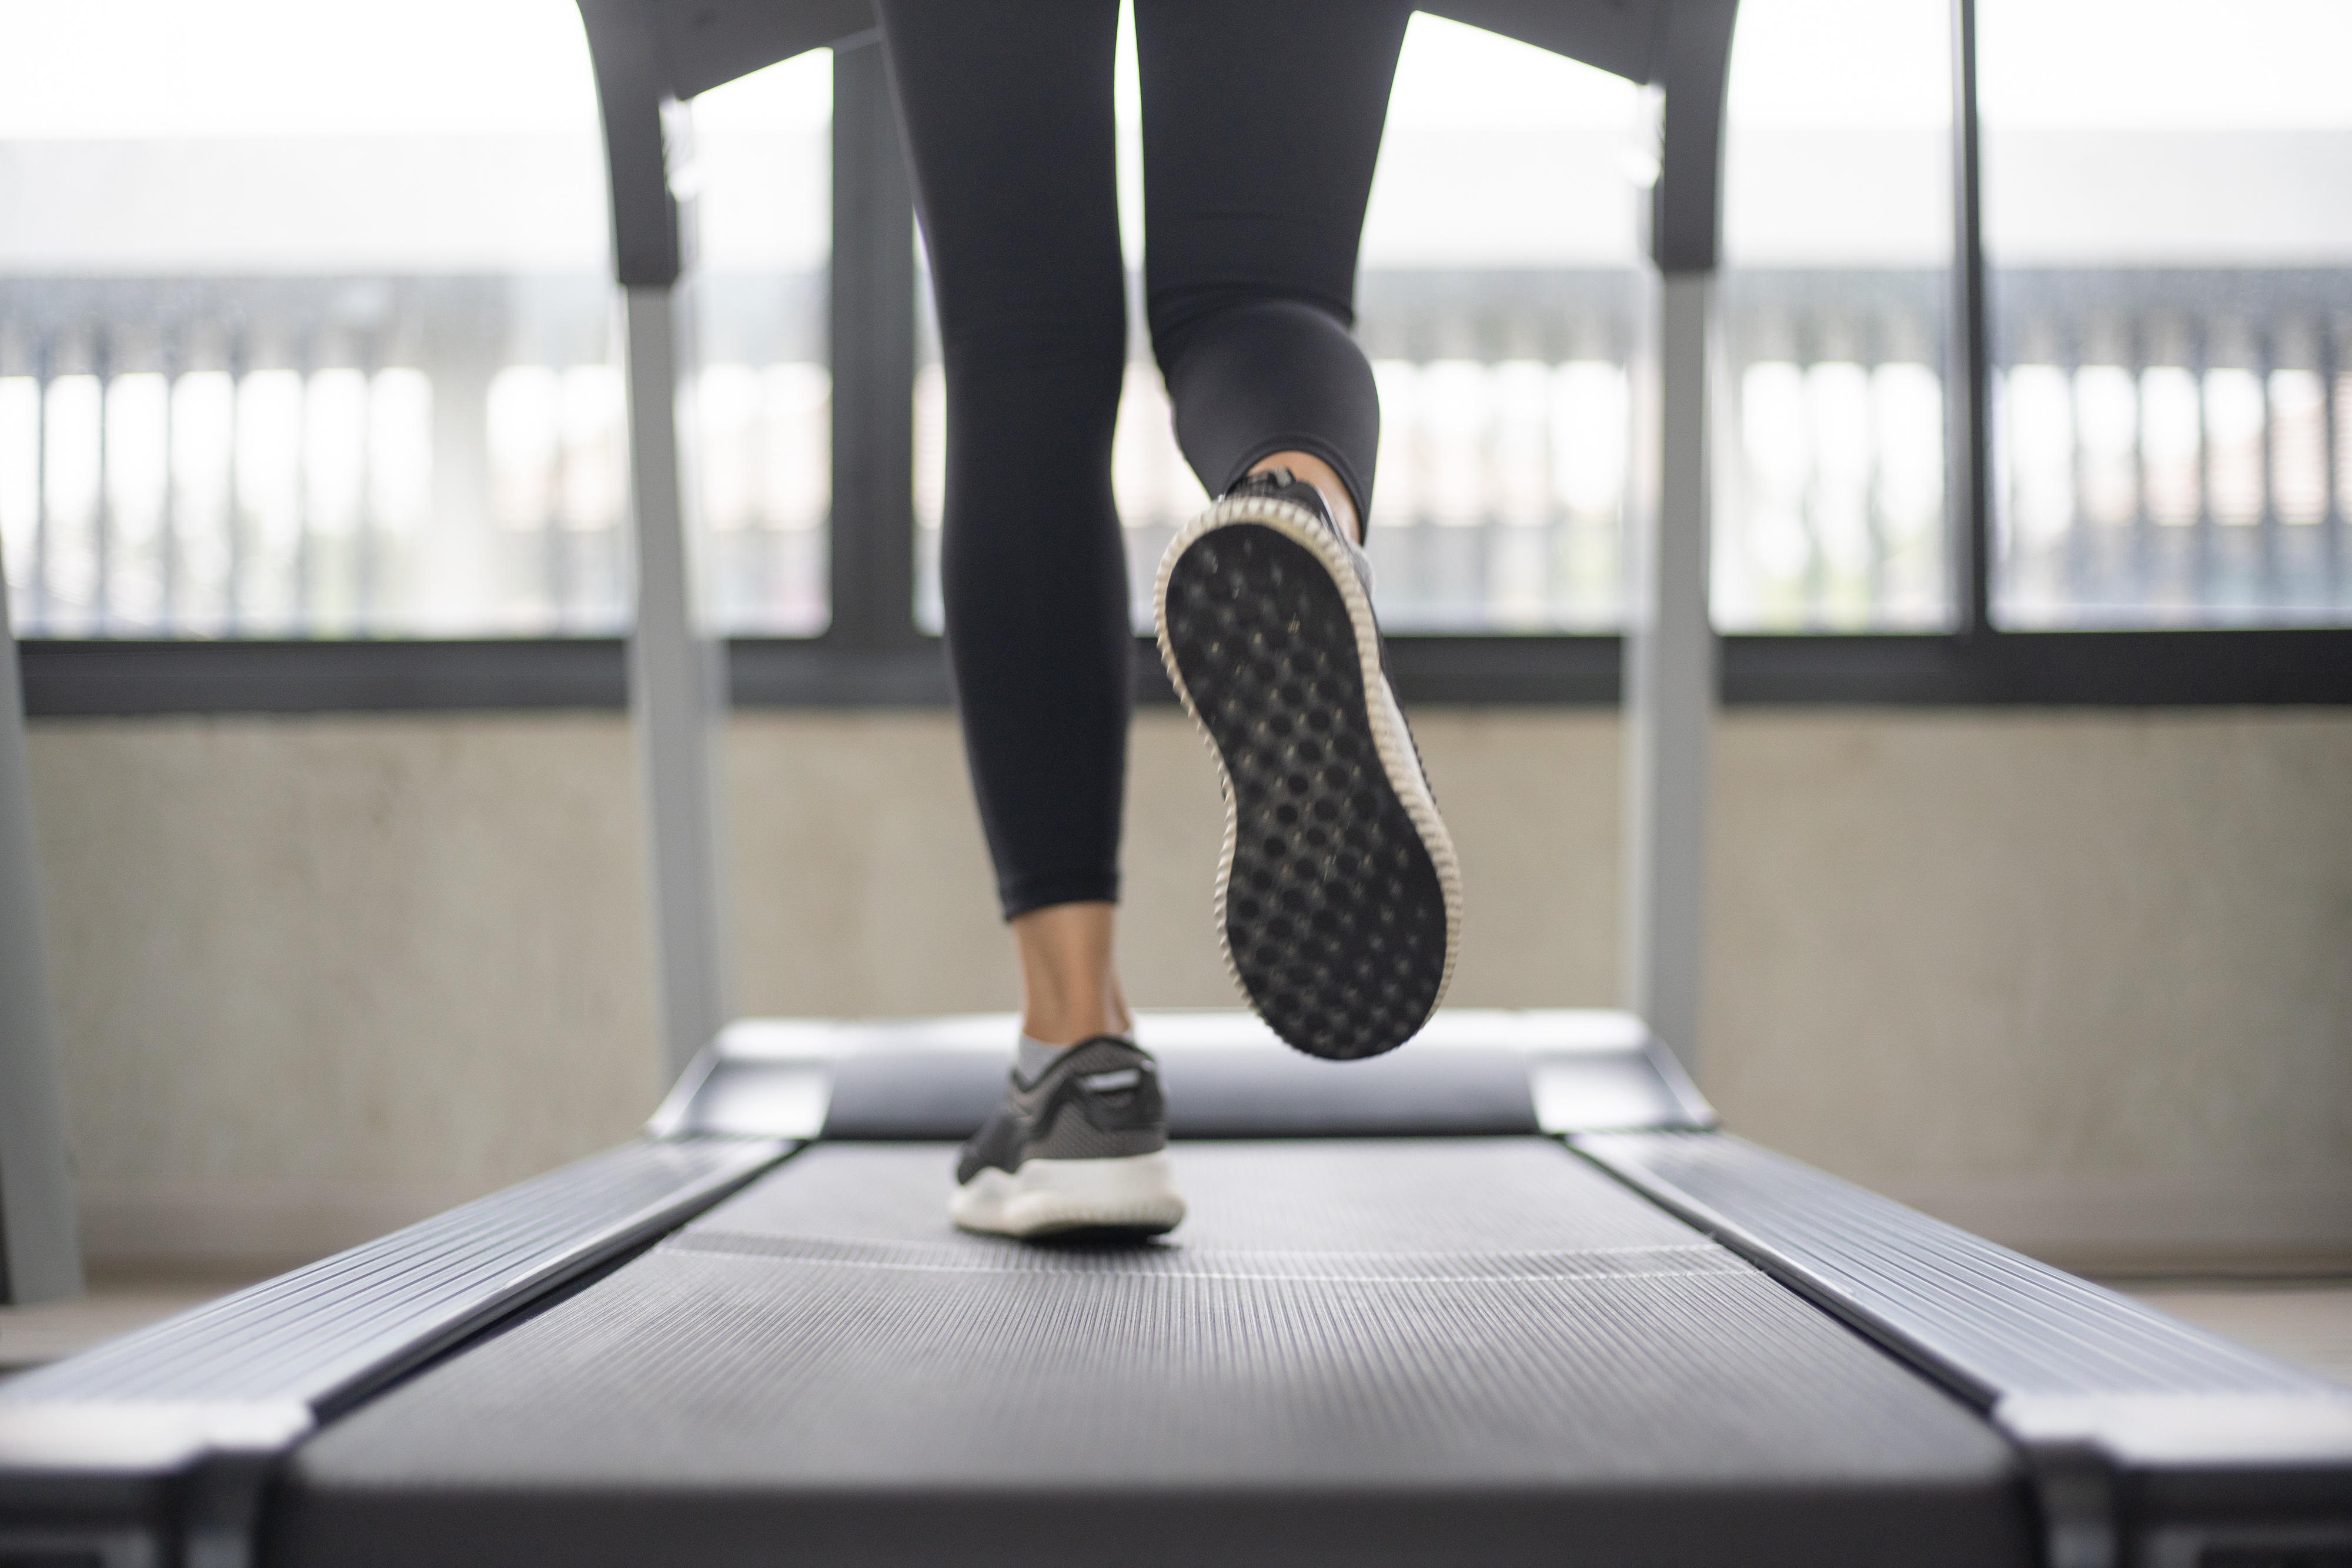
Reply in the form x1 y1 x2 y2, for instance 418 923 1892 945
1010 900 1129 1047
1249 451 1360 546
1018 1004 1134 1048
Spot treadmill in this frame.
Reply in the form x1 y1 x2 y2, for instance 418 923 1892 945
1 1011 2348 1567
4 4 2349 1566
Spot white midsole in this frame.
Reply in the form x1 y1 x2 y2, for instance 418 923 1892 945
1152 496 1464 1031
950 1151 1187 1238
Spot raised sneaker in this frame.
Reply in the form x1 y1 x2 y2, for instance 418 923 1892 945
1153 467 1461 1061
951 1036 1185 1238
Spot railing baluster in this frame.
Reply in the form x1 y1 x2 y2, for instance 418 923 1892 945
2191 316 2214 619
1797 309 1823 626
2322 314 2344 613
92 330 112 634
2256 320 2280 613
225 336 246 636
2129 320 2153 611
547 364 570 633
755 367 775 632
356 334 379 636
292 330 315 634
159 330 179 633
1862 311 1886 618
31 334 52 635
2060 315 2089 613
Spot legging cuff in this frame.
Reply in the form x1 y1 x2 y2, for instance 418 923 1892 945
1000 869 1122 922
1224 434 1374 538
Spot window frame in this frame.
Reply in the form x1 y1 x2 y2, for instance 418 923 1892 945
16 14 2352 718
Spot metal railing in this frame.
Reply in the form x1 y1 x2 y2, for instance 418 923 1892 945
9 266 2347 641
1358 268 1645 634
920 266 1953 634
1992 268 2350 627
1716 268 1953 631
0 273 827 640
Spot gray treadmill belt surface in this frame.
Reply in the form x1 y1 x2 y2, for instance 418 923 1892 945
276 1139 2034 1568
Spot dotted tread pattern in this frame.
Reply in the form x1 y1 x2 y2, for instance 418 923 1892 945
1156 505 1459 1059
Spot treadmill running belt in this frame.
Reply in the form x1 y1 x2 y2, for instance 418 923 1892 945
276 1140 2034 1568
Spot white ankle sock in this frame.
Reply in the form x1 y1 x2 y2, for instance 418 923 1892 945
1015 1034 1066 1083
1017 1031 1130 1082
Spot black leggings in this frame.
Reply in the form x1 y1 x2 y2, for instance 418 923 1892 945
878 0 1411 919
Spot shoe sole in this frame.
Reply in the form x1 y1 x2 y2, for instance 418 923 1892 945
1154 496 1461 1060
951 1152 1186 1238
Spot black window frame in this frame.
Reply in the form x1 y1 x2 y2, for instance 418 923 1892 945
16 12 2352 718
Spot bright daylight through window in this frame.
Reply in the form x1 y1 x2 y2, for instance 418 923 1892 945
686 51 833 636
1715 0 1953 631
1981 0 2351 627
0 0 831 640
9 0 2344 657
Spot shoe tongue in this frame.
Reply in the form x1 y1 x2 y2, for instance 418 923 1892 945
1230 470 1378 604
1238 467 1329 521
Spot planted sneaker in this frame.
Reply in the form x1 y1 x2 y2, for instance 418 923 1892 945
951 1037 1185 1238
1154 468 1461 1061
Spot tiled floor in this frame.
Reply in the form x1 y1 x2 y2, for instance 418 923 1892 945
6 1263 2350 1389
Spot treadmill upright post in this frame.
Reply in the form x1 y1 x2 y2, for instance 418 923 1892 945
624 285 734 1082
0 577 83 1305
1622 0 1737 1078
579 0 734 1080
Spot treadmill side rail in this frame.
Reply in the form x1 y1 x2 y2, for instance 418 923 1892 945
1575 1130 2352 1566
0 1136 790 1565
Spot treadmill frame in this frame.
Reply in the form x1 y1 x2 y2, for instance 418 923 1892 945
5 1010 2348 1568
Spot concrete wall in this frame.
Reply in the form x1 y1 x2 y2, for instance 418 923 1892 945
24 706 2352 1271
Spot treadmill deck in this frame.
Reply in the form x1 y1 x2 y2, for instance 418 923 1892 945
278 1139 2033 1567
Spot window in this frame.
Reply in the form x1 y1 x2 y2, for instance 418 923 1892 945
1357 18 1646 631
11 2 2347 710
1715 0 1954 631
0 2 833 641
1979 0 2352 627
689 51 834 637
0 0 622 637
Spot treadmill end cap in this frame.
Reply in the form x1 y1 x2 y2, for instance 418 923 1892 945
0 1399 313 1475
1997 1392 2352 1468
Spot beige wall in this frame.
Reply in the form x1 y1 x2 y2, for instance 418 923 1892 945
1701 712 2352 1265
24 706 2352 1271
725 708 1623 1024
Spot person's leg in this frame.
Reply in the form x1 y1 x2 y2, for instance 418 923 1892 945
1011 901 1131 1045
1137 0 1412 530
878 3 1180 1236
1140 1 1462 1062
875 1 1134 1035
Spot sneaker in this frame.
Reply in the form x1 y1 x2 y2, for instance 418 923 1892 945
950 1037 1185 1238
1154 468 1461 1061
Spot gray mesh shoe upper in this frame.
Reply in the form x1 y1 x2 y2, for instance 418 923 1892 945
954 1037 1169 1185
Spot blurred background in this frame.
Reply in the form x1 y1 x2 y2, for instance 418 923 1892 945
1 0 2346 1371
